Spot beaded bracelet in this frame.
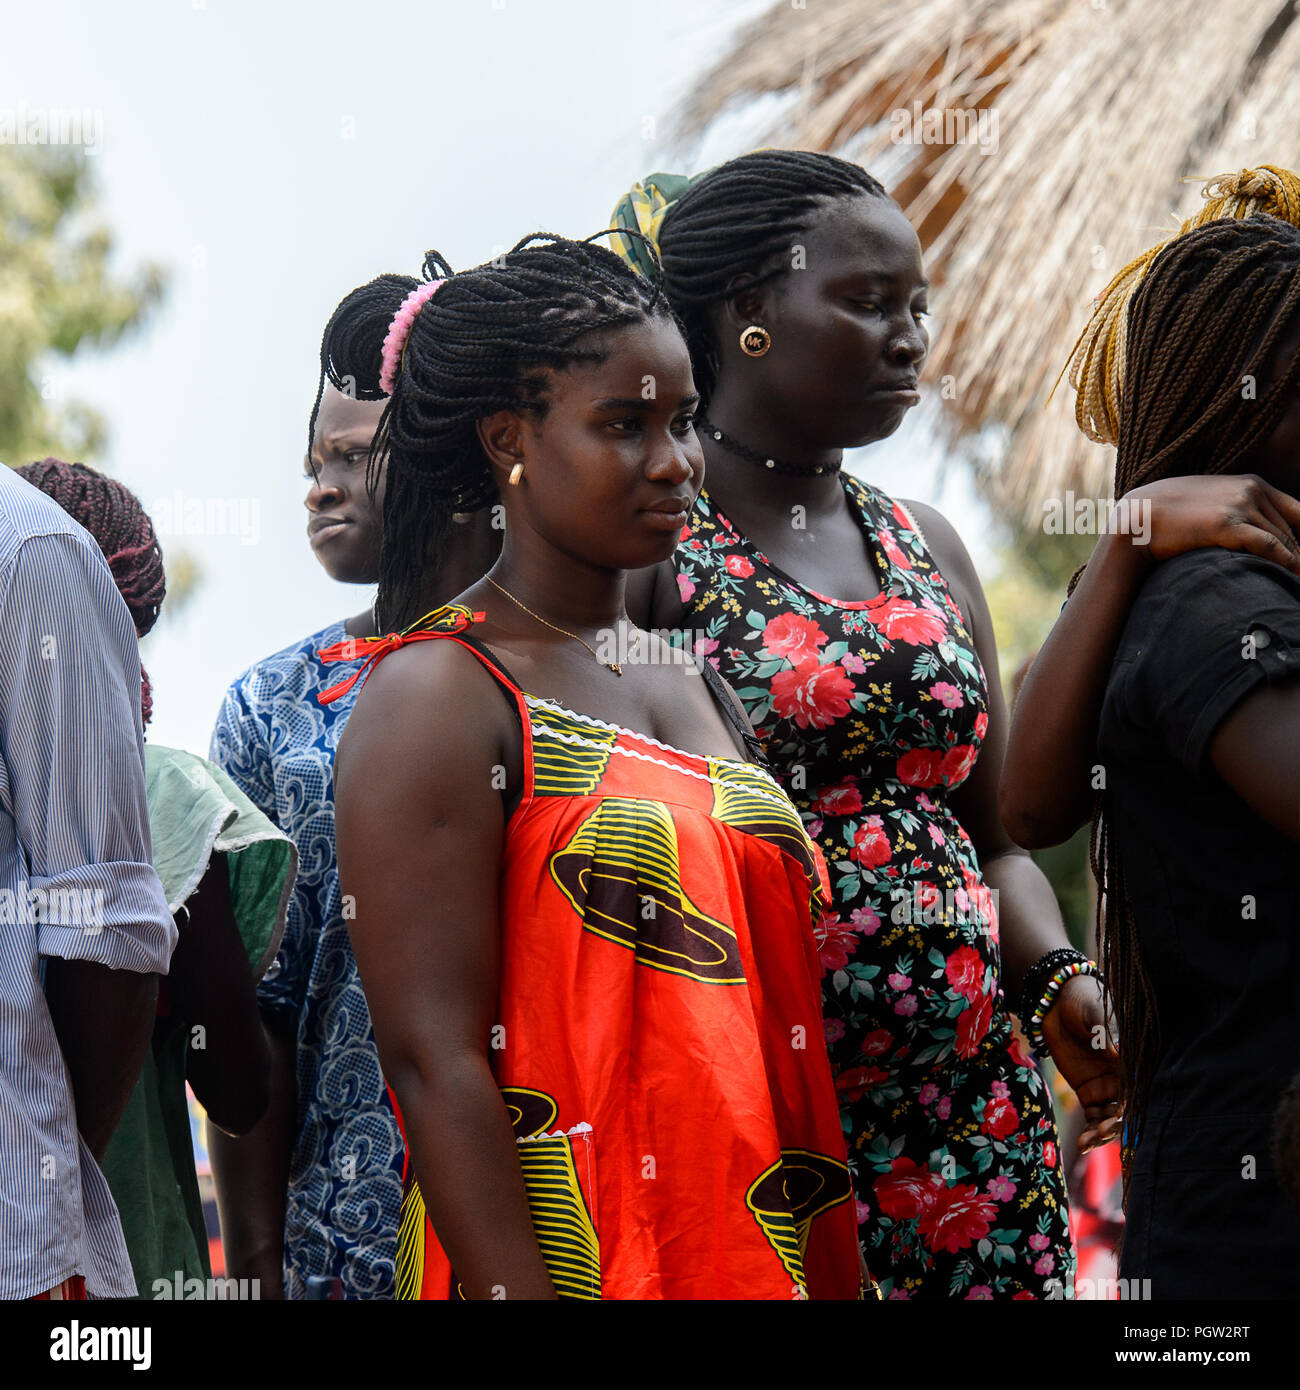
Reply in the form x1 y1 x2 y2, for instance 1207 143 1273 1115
1016 947 1088 1027
1026 959 1100 1054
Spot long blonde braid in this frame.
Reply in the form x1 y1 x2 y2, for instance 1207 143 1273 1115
1059 165 1300 446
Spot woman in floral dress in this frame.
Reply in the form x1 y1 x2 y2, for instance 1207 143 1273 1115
615 150 1124 1298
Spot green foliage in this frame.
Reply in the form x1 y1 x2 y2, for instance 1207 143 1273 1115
0 145 165 465
984 520 1099 946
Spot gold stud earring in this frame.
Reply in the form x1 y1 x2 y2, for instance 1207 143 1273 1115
739 325 772 357
508 463 525 487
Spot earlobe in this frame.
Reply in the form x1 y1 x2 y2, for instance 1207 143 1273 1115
476 410 526 476
721 277 766 335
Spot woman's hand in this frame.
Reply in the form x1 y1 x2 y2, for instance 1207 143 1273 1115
1038 973 1123 1153
1131 473 1300 576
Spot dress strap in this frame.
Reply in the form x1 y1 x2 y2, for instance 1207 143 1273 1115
316 603 522 726
699 659 770 769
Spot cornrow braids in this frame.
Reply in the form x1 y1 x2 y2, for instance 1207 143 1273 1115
1080 214 1300 1199
364 232 674 632
655 150 887 401
16 457 165 730
307 268 428 467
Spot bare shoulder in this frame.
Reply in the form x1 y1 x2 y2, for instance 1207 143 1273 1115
897 497 987 634
337 637 517 788
626 558 688 631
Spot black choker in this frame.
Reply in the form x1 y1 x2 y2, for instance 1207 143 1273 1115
698 414 843 477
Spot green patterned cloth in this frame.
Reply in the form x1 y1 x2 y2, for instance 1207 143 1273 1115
608 171 699 279
100 745 296 1296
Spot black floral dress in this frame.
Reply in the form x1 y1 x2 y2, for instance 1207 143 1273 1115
669 475 1074 1299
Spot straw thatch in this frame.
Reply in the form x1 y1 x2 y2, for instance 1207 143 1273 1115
679 0 1300 523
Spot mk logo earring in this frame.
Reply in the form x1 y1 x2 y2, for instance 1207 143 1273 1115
739 325 772 357
508 463 525 487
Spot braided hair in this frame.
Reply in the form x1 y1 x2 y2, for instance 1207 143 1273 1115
308 270 424 460
1080 215 1300 1195
16 458 165 730
322 234 673 632
655 150 887 401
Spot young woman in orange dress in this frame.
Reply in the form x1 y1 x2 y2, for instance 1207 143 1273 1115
323 234 864 1300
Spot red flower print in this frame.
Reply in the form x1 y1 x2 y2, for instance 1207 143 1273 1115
973 711 989 740
724 554 755 578
891 501 913 531
836 1065 889 1103
769 661 854 730
955 993 994 1059
917 1183 997 1254
1012 1291 1037 1301
873 1158 943 1219
849 815 891 867
1043 1141 1058 1169
811 776 864 818
897 748 943 788
761 612 827 662
878 528 913 571
814 913 860 972
861 1028 894 1057
849 905 881 934
929 681 962 709
980 1096 1019 1141
869 597 947 646
944 945 984 1001
940 743 978 788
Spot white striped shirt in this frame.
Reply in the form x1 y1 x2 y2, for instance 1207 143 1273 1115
0 465 176 1299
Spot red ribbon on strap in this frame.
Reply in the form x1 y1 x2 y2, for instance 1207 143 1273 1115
316 605 485 705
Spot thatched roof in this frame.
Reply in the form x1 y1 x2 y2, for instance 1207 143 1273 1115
679 0 1300 523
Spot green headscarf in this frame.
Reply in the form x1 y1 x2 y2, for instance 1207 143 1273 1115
608 171 700 280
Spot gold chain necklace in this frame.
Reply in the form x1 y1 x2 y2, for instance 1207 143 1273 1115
485 576 623 676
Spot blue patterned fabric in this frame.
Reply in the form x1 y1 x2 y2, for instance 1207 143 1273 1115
210 620 402 1299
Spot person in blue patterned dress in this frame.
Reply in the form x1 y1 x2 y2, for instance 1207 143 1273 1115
208 273 499 1298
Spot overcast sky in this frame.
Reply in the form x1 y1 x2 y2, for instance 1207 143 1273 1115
3 0 989 755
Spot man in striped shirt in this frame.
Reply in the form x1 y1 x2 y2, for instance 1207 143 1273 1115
0 463 176 1299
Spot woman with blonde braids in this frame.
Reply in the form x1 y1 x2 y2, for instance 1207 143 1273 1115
1009 211 1300 1296
1004 167 1300 849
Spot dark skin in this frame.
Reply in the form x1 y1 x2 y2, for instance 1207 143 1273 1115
1004 323 1300 854
44 962 159 1161
629 195 1121 1153
169 856 270 1136
336 316 780 1301
209 381 502 1297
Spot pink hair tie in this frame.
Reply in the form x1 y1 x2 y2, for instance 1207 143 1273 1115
378 279 444 395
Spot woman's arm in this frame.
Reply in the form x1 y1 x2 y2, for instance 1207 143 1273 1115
335 641 555 1301
1001 476 1300 849
172 856 271 1136
624 558 687 632
912 500 1123 1152
1209 678 1300 844
208 1019 294 1297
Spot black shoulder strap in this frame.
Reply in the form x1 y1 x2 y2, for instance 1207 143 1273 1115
699 659 770 768
450 632 526 730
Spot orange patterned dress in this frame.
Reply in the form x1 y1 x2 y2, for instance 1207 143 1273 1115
320 604 862 1300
